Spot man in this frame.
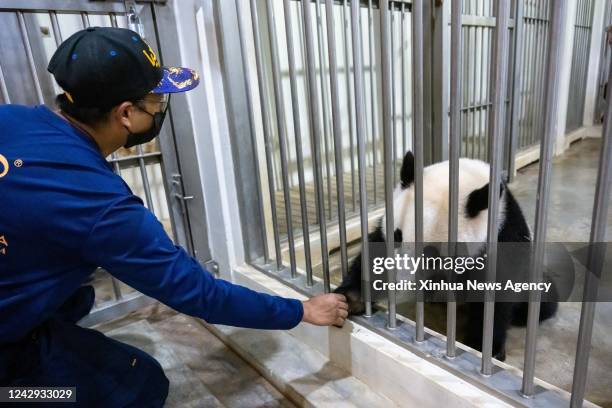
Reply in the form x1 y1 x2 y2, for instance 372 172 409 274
0 27 348 407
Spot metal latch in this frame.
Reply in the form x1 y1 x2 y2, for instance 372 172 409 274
124 0 145 38
171 174 194 213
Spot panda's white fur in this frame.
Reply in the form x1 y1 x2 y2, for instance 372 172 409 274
334 152 555 361
380 158 513 244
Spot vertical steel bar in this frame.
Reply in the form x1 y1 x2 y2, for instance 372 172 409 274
477 24 484 160
532 3 546 146
527 6 537 147
302 0 330 292
507 0 524 181
481 0 510 376
518 13 527 150
391 4 397 184
118 12 158 214
265 0 298 278
462 26 469 157
343 0 357 213
380 0 396 329
109 156 125 300
134 132 155 210
468 25 475 159
521 0 567 396
479 0 487 160
412 0 425 341
81 12 90 28
17 11 44 104
401 2 407 157
478 26 486 161
368 0 378 204
0 61 9 104
325 0 349 279
249 0 284 270
108 10 127 300
475 25 482 161
351 0 371 315
50 11 63 46
315 0 333 221
283 0 313 283
570 35 612 408
235 0 270 263
447 0 463 359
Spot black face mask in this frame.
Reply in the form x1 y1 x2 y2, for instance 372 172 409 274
123 104 168 149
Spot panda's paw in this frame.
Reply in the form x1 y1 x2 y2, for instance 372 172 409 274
333 287 365 315
493 346 506 362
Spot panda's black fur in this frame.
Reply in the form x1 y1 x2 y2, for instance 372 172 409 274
334 151 558 361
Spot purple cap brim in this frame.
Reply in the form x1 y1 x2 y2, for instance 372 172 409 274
151 66 200 94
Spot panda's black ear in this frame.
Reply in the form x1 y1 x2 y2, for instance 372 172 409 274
400 151 414 189
465 182 505 218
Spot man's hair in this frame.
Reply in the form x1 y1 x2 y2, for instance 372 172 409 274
55 94 144 126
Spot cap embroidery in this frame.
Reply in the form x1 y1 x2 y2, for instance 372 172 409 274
142 42 160 68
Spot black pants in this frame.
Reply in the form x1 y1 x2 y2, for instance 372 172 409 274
0 286 169 407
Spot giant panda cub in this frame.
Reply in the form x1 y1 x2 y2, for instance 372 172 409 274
334 151 558 361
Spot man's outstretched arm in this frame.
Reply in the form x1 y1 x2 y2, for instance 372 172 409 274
80 195 348 329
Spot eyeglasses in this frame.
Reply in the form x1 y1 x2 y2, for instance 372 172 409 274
135 93 170 112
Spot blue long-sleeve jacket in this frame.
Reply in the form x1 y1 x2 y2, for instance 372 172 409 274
0 104 303 343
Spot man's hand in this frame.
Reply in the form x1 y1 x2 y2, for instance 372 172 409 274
302 294 349 327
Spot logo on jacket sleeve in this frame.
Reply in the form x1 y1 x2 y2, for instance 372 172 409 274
0 235 7 255
0 154 9 178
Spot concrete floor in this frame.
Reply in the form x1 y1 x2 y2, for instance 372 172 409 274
95 303 296 408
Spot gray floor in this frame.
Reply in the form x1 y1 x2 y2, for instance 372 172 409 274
95 303 296 408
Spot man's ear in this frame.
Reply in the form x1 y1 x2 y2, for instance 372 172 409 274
115 101 134 127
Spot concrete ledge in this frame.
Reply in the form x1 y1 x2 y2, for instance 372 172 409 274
204 322 396 408
506 125 603 178
564 125 603 150
224 264 515 407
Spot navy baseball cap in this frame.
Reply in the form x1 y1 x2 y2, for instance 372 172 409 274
48 27 199 108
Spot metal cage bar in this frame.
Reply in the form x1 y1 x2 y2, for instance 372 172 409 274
17 11 44 104
521 0 567 396
325 0 349 279
235 0 270 263
343 0 358 213
411 0 425 342
507 0 524 181
481 0 510 376
265 0 298 278
368 0 378 205
569 40 612 408
351 0 372 316
248 0 284 270
379 0 396 329
315 0 334 222
447 0 463 359
302 0 331 292
283 0 314 284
